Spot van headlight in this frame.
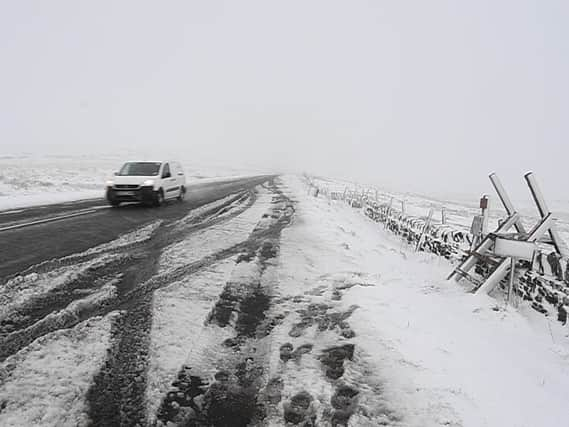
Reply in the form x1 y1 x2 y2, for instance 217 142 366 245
106 180 114 187
143 179 155 186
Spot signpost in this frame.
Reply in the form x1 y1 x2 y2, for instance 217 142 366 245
491 236 538 305
480 195 489 237
493 236 537 261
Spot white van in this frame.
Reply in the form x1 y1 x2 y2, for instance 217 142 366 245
105 161 186 207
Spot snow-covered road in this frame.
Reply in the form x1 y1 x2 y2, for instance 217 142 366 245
0 176 568 427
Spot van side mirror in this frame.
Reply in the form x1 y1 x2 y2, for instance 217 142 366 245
162 172 171 179
113 172 119 176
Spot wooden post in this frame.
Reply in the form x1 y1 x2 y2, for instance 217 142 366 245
384 197 394 229
416 208 434 252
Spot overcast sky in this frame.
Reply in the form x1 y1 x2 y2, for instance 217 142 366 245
1 1 568 201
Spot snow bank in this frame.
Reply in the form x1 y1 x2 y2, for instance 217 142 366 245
347 268 569 427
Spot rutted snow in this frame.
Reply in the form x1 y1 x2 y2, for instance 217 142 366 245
172 191 248 230
72 220 163 258
146 259 237 422
0 253 125 318
0 313 117 427
146 185 273 421
3 280 119 361
158 187 272 273
270 175 569 427
64 281 118 315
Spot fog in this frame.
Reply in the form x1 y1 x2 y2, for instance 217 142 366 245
1 1 568 202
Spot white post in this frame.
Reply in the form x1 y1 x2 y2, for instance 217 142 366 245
525 172 568 257
489 173 526 235
507 257 516 306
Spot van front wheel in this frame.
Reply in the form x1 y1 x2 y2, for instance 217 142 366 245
154 189 165 207
177 186 186 202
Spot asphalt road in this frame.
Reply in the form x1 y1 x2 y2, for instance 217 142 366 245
0 176 272 281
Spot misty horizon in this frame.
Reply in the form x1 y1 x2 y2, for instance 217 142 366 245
1 1 568 201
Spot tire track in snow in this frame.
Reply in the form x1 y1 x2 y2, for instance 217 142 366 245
154 180 296 426
0 253 130 338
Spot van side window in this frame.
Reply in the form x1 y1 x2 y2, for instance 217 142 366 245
162 163 171 178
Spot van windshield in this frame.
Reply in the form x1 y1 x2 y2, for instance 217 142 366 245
118 162 161 176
